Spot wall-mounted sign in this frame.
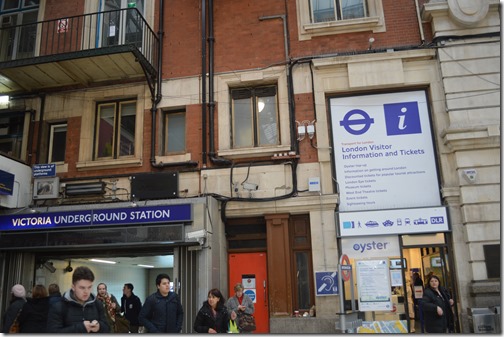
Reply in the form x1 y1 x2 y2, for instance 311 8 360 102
338 206 449 237
341 235 399 259
330 90 441 211
0 204 192 231
0 170 14 196
33 177 60 200
315 271 338 296
33 164 56 178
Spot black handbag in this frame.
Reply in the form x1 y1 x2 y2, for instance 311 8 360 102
237 312 256 332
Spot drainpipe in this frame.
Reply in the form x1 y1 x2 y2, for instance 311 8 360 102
415 0 425 44
34 94 45 164
150 1 197 168
208 0 231 165
201 0 207 167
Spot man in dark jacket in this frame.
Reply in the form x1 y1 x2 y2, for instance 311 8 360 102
121 283 143 333
47 266 109 333
139 273 184 333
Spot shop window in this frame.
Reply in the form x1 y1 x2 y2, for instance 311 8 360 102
483 244 500 279
290 215 314 311
48 123 67 163
231 86 279 149
163 110 186 154
0 112 24 160
94 99 136 160
296 0 385 40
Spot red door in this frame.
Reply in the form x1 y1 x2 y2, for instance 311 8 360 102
228 252 269 333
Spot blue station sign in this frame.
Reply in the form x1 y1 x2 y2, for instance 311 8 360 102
0 170 15 196
0 204 192 232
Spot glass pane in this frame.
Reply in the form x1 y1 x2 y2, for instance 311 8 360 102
119 102 136 156
17 11 38 59
296 252 311 309
233 97 253 148
0 114 24 158
50 124 67 163
341 0 366 19
23 0 39 7
3 0 20 10
167 113 185 153
125 0 144 48
96 104 115 158
257 96 278 146
311 0 336 23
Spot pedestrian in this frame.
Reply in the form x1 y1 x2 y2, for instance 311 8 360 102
139 273 184 333
2 284 26 333
121 283 142 333
48 283 63 306
96 283 122 333
194 288 230 333
18 284 50 333
422 274 455 333
47 266 109 333
225 283 255 333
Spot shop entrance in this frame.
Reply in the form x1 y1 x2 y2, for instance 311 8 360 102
401 234 459 333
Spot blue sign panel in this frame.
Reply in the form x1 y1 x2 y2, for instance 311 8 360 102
244 289 256 302
0 204 192 231
33 164 56 178
0 170 15 196
315 271 338 296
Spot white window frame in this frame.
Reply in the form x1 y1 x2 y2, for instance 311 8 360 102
48 123 67 163
296 0 385 41
163 109 186 155
216 67 291 159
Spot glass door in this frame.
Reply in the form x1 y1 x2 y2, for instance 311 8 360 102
100 0 144 48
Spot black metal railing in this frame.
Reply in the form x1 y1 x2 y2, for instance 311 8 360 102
0 8 158 73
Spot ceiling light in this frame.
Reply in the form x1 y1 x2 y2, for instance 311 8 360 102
137 264 154 268
90 258 117 264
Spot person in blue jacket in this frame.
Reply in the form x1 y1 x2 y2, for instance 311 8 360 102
139 273 184 333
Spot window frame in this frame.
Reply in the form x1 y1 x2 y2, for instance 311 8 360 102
296 0 385 41
230 85 280 149
48 123 67 163
163 109 186 155
94 98 137 160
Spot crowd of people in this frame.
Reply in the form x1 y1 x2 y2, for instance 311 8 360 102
1 266 255 334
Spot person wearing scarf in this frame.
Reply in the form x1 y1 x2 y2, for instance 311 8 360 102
97 283 121 333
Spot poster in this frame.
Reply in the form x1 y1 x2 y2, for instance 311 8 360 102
356 259 392 311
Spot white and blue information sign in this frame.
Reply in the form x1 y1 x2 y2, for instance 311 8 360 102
341 235 400 259
338 206 448 237
33 164 56 177
356 259 392 311
315 271 338 296
244 289 256 303
330 91 441 211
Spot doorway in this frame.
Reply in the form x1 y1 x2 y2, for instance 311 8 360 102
401 233 459 333
228 252 269 333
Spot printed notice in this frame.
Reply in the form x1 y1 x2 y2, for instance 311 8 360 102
356 259 392 311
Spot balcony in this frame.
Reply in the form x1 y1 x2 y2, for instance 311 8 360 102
0 8 159 96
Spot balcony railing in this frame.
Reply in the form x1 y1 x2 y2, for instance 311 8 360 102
0 8 158 75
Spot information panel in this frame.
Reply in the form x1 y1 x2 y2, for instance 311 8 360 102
330 91 440 211
356 259 392 311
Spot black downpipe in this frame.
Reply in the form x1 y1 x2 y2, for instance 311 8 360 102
151 0 197 168
207 0 231 165
201 0 207 166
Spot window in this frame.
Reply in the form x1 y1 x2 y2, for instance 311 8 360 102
95 99 136 159
296 0 385 40
163 110 185 154
101 0 145 48
48 123 67 163
310 0 367 23
290 215 314 311
231 86 279 149
483 244 500 279
0 112 24 159
0 0 39 61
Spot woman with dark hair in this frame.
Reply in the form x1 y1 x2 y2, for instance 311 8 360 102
18 284 50 333
193 288 230 333
422 275 455 333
